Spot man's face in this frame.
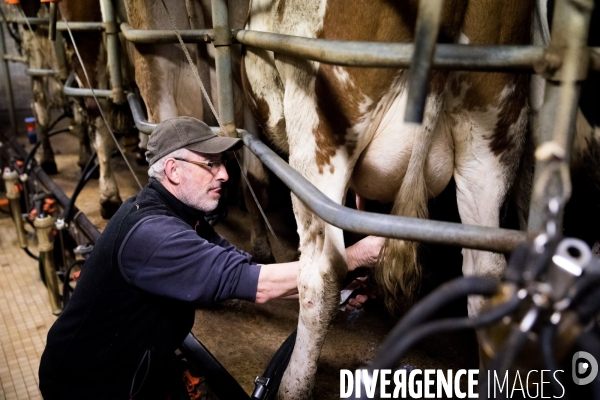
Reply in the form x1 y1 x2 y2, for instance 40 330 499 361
176 150 228 213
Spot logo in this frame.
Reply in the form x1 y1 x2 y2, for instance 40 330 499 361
572 351 598 386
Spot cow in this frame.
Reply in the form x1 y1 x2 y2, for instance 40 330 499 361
58 0 135 219
242 0 533 398
122 0 277 263
2 0 72 174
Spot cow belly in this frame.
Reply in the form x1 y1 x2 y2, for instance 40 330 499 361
351 117 454 203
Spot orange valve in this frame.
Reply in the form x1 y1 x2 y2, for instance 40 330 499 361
40 0 61 2
5 0 20 5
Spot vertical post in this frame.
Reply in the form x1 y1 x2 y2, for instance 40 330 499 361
0 21 18 137
54 29 68 80
211 0 236 136
99 0 124 104
527 0 594 236
404 0 444 124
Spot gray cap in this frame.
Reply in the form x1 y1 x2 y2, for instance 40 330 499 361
145 116 242 166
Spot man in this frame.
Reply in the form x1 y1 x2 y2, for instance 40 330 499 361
39 116 382 399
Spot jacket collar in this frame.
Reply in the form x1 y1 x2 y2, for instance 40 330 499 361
148 178 207 228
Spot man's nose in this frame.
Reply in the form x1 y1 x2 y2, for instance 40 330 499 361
215 164 228 181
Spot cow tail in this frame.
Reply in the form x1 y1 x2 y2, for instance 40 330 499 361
376 96 442 314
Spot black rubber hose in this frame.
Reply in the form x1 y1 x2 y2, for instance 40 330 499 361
568 273 600 310
540 324 569 400
573 285 600 322
24 128 70 173
24 247 39 261
259 330 297 400
62 152 98 225
359 295 520 400
371 293 521 372
46 112 69 132
373 276 499 365
482 323 531 400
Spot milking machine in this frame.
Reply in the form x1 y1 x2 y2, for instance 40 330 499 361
357 234 600 399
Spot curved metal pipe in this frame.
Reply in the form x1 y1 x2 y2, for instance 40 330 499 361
63 71 112 98
240 130 526 252
126 92 155 134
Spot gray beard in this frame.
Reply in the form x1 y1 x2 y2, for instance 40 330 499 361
178 178 219 213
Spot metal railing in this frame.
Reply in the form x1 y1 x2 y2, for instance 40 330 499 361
1 0 595 253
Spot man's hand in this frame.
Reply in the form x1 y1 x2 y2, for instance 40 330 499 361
345 236 386 272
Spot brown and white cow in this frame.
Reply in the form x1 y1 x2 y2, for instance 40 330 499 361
59 0 135 219
242 0 532 398
122 0 276 263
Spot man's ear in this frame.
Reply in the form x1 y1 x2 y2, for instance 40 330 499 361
163 158 181 184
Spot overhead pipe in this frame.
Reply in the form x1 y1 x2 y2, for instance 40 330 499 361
120 22 211 44
404 0 444 124
99 0 124 104
3 17 105 31
63 71 112 98
26 68 58 76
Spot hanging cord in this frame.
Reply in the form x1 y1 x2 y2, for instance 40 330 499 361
61 16 142 190
159 0 286 260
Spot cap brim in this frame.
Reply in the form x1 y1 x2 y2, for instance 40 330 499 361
185 136 243 154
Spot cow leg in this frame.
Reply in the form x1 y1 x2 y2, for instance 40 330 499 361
92 115 122 219
31 76 57 175
71 101 93 171
451 80 528 317
242 106 274 263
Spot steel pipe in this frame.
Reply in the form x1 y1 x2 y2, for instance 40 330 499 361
120 22 211 44
235 29 600 72
26 68 58 77
527 0 594 235
240 130 526 252
211 0 236 135
63 72 112 98
100 0 124 104
127 92 155 134
405 0 444 123
3 18 105 31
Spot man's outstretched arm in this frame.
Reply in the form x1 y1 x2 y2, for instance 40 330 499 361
255 236 385 304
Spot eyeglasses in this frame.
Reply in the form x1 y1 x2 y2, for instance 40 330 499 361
173 157 227 174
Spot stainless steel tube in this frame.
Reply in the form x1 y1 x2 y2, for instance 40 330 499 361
0 21 17 137
48 2 57 41
120 22 211 44
240 130 526 252
527 0 594 235
26 68 58 77
63 72 112 98
405 0 444 123
54 29 68 80
211 0 236 135
100 0 124 104
235 30 543 71
127 92 156 134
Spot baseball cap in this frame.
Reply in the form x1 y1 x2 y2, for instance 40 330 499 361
145 116 242 166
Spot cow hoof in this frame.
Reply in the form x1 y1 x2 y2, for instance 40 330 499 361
41 161 58 175
100 198 122 219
